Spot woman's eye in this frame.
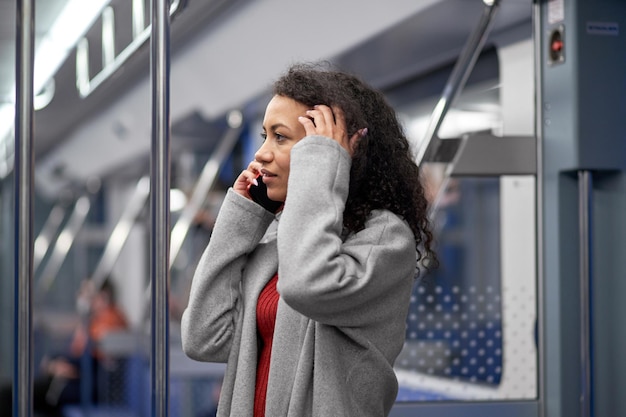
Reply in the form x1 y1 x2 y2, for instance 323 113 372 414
260 131 286 142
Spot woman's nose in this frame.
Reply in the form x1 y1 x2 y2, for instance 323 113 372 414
254 145 272 163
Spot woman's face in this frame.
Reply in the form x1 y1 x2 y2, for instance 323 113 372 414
255 95 309 202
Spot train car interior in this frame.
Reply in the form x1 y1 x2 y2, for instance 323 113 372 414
1 0 625 416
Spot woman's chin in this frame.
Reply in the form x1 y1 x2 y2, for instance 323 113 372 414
267 191 285 203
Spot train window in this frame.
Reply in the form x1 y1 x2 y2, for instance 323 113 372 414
395 176 537 402
388 50 538 403
398 177 504 399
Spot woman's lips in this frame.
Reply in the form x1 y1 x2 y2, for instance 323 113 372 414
259 169 276 186
260 169 276 178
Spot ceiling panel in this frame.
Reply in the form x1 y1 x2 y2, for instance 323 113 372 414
1 0 533 197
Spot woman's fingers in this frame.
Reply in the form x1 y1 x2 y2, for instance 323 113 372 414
314 105 337 134
233 161 261 197
298 104 367 156
298 115 317 136
305 105 340 138
300 105 355 154
330 106 353 153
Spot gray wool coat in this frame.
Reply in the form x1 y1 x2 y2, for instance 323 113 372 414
181 136 417 417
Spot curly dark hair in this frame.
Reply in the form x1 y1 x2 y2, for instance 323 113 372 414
273 62 437 269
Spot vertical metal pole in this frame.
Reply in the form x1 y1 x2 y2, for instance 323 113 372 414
534 2 546 416
150 0 170 416
578 170 593 417
14 0 35 416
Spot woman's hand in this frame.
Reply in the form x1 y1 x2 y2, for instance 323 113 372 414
233 160 262 199
298 105 363 156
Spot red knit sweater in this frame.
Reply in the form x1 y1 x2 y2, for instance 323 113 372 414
254 273 280 417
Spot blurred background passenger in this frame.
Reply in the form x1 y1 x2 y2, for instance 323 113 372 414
0 278 128 416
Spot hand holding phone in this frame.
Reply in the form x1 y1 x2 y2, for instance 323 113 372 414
248 175 283 213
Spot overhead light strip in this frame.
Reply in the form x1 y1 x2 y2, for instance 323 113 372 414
77 0 185 98
0 0 112 178
34 0 112 94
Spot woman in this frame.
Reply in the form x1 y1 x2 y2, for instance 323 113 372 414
181 63 436 417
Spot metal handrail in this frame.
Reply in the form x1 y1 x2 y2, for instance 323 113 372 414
414 0 500 166
140 121 245 327
90 176 150 291
14 0 35 415
427 134 470 220
36 195 91 295
33 202 67 273
170 118 243 267
413 0 500 220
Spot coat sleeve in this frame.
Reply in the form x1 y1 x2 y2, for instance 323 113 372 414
181 189 275 362
277 136 417 327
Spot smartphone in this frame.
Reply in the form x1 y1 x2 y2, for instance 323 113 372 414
248 175 283 213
